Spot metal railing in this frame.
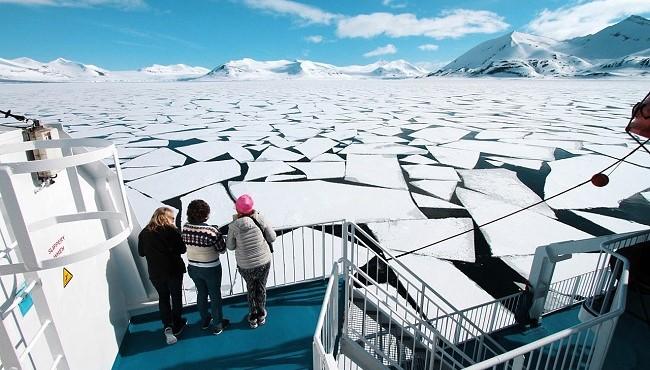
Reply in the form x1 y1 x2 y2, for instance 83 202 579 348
545 269 604 314
313 263 340 370
182 221 344 305
465 246 630 370
344 222 506 363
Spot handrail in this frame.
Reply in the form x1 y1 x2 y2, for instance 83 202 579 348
346 222 506 356
466 246 629 370
313 263 340 370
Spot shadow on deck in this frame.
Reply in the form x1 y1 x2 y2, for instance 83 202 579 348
112 279 328 370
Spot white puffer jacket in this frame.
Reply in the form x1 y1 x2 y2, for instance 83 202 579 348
226 211 276 269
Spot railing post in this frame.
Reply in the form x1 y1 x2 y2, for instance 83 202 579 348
569 274 581 305
342 222 350 338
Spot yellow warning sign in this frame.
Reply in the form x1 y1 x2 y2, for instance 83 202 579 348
63 268 73 288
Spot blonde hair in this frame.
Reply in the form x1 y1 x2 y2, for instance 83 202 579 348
146 207 175 230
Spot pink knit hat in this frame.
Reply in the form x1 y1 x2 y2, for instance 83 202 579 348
235 194 254 215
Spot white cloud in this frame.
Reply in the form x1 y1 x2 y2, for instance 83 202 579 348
418 43 439 51
382 0 407 9
336 9 509 39
363 44 397 58
526 0 650 40
0 0 147 9
241 0 338 25
305 35 323 43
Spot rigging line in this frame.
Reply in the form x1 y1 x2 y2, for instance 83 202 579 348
391 138 650 261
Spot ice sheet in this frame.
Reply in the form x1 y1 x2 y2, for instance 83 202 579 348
289 162 345 179
400 155 438 165
294 137 338 160
244 161 295 181
410 180 457 201
345 155 407 189
412 193 463 209
229 180 426 228
545 154 650 209
502 253 600 282
486 156 542 170
443 140 555 161
128 160 241 201
458 169 556 218
125 186 177 228
176 141 253 162
456 188 592 256
426 146 480 169
180 183 235 227
256 146 304 162
122 166 172 181
121 147 186 168
340 143 427 155
368 219 474 262
403 165 460 181
410 127 471 144
571 210 650 233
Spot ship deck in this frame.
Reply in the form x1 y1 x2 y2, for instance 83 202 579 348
112 279 328 370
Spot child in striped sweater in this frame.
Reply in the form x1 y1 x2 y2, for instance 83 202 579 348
182 199 230 335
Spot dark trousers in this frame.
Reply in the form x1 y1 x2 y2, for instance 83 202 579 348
151 274 184 329
188 264 224 326
239 262 271 322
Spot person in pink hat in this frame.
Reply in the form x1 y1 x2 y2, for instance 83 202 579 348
226 194 276 328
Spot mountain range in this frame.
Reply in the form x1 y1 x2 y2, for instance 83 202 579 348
2 15 649 82
432 15 650 77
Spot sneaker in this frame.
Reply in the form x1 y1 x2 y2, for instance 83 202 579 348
201 314 212 330
172 318 187 336
257 316 266 326
249 320 258 329
213 319 230 335
164 327 177 345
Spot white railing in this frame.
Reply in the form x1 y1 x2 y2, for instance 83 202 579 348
182 221 344 305
545 269 604 314
465 246 629 370
313 263 340 370
344 222 506 363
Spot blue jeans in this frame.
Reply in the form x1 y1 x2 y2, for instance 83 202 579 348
188 264 224 327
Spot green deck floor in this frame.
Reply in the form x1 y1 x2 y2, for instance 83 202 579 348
112 279 328 370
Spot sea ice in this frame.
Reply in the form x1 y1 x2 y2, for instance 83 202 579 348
256 147 304 162
121 166 172 181
176 141 253 162
456 188 592 256
244 161 295 181
340 143 427 155
502 253 601 283
294 137 338 160
128 160 240 201
485 156 542 170
345 155 407 189
265 174 307 182
410 127 471 144
403 165 460 181
286 162 343 179
570 210 650 233
125 187 177 228
179 183 235 227
121 148 186 168
410 180 457 201
400 155 438 165
458 169 555 218
443 140 555 161
229 180 425 228
545 154 650 209
412 193 463 209
426 146 480 169
368 218 475 262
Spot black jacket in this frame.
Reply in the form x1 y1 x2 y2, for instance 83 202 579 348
138 225 187 281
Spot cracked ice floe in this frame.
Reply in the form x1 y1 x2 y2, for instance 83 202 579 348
125 186 177 228
456 188 592 256
442 140 555 161
643 192 650 202
474 130 529 140
426 146 480 169
128 160 240 201
293 137 338 160
403 165 459 181
502 253 601 283
340 143 427 155
368 219 474 262
412 193 463 209
345 155 407 190
244 161 295 181
256 146 304 162
180 183 234 227
265 174 306 182
396 254 494 310
410 180 457 201
400 155 437 165
486 156 542 170
499 138 582 151
115 147 157 160
322 129 356 141
459 168 555 218
545 154 650 209
410 127 471 144
570 210 650 233
176 141 253 162
121 139 169 148
122 147 186 168
122 166 172 181
229 180 425 228
289 162 345 179
312 153 344 162
582 144 650 167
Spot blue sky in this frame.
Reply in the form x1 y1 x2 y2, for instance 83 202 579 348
1 0 649 70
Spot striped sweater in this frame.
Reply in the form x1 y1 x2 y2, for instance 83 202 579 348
181 223 223 268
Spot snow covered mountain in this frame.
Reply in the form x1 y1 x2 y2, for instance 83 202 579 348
197 58 427 80
0 58 210 82
432 15 650 78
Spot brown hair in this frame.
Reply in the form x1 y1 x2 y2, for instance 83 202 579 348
187 199 210 224
146 207 175 230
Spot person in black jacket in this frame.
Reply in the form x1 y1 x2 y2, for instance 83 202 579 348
138 207 187 345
